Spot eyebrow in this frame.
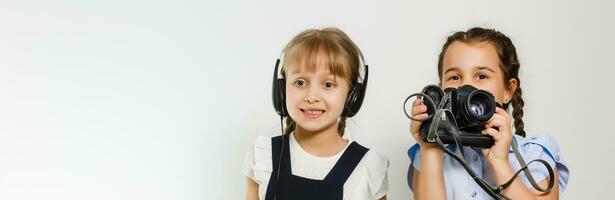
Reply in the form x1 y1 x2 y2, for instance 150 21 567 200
287 71 338 80
475 66 496 73
444 66 496 74
443 67 460 74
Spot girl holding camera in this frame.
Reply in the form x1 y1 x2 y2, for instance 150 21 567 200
407 27 570 200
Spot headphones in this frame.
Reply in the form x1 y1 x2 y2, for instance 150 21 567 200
272 51 369 118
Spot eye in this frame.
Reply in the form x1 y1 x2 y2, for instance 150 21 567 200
477 74 488 80
294 79 307 87
448 75 460 81
324 81 336 88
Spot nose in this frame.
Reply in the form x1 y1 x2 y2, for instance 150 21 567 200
305 98 320 104
461 78 473 87
304 87 321 104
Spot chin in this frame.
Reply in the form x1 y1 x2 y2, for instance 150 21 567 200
296 120 337 133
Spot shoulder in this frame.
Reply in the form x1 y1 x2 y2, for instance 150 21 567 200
243 135 277 184
407 143 420 161
346 141 388 169
252 135 274 159
513 134 570 192
360 146 389 171
517 134 559 150
351 142 389 198
515 134 564 164
407 143 421 171
351 141 389 178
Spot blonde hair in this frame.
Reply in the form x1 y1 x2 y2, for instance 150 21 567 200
281 27 362 136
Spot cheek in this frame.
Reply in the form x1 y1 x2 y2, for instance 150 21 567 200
325 91 349 111
285 87 303 105
480 85 506 103
492 95 505 104
441 82 458 89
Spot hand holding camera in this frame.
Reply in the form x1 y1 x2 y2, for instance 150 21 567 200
481 107 513 163
404 84 500 148
408 99 440 150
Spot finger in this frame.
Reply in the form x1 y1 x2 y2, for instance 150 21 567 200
485 117 505 129
486 109 511 125
483 126 513 143
412 113 429 121
411 104 427 116
413 99 422 106
494 107 512 122
485 115 505 129
410 113 428 136
488 109 507 120
495 107 507 114
481 127 502 139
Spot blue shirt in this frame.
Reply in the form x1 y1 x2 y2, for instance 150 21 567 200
407 134 570 199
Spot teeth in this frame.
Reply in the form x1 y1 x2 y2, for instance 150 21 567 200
307 110 323 115
302 109 324 115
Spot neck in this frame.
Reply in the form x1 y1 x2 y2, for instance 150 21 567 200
294 122 348 157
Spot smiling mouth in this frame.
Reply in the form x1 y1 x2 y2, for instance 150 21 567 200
300 108 325 119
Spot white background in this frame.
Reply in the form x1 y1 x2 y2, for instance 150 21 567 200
1 0 613 199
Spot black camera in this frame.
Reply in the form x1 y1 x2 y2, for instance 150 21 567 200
408 85 499 148
404 85 556 199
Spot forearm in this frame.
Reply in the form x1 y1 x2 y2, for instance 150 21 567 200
489 161 535 200
415 147 446 200
245 177 259 200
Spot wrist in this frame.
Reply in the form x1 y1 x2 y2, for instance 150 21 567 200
487 158 512 170
487 160 517 186
485 148 511 164
420 145 443 157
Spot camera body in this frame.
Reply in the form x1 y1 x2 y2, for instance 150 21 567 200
419 85 498 148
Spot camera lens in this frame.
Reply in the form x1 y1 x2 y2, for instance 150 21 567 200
454 85 496 129
469 102 486 116
467 92 493 118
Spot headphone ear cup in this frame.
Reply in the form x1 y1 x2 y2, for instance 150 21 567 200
273 78 286 117
277 79 287 117
342 83 365 117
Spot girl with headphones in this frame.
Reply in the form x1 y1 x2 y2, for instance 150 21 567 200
243 27 388 200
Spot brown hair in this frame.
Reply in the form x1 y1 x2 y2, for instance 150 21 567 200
437 27 526 137
281 27 361 136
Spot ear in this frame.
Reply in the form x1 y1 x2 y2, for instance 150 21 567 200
505 78 518 104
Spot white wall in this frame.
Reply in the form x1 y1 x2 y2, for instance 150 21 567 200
1 0 613 199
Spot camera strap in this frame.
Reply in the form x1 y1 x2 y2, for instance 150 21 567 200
405 91 556 199
429 110 555 199
506 140 555 193
430 109 507 199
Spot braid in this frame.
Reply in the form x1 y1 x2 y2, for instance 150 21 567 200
511 85 526 137
337 117 347 136
284 117 296 135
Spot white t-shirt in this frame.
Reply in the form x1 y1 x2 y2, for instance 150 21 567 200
242 132 389 200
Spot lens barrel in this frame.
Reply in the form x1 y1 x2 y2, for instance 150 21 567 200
454 85 496 129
